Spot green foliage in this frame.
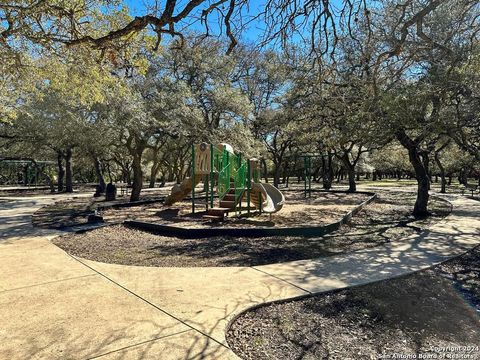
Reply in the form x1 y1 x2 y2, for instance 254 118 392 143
2 0 479 210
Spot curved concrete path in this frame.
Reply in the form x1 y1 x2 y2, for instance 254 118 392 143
0 192 479 359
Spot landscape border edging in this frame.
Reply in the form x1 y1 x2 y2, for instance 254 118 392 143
124 190 377 238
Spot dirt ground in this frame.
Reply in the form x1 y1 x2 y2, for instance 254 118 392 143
101 191 371 229
32 196 99 229
31 188 171 229
53 191 451 267
0 185 96 197
226 246 480 360
0 188 54 196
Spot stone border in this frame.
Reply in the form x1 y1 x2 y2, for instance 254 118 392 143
124 190 377 238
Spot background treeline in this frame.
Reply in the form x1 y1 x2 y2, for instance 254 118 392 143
0 0 479 216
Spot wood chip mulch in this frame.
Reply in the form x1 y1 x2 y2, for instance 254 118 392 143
53 191 451 267
226 246 480 359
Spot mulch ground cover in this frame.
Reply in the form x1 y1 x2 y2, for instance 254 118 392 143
226 246 480 360
53 191 451 267
102 191 371 229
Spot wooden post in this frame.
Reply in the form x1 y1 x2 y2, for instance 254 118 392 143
191 144 195 214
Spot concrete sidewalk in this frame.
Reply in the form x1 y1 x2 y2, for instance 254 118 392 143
0 194 232 360
0 193 479 359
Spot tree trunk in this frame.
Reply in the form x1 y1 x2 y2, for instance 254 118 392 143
322 153 333 190
347 167 356 192
45 174 55 193
261 158 269 183
397 131 429 217
435 153 446 194
149 162 160 188
413 169 430 217
313 165 321 183
462 169 468 186
130 151 143 202
282 161 290 186
273 162 281 187
339 154 356 192
57 153 64 192
23 164 29 185
421 152 431 190
65 148 73 193
32 161 55 193
93 157 106 193
458 169 467 185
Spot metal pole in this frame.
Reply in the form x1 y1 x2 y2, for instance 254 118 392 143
205 175 209 211
304 156 307 198
247 160 251 216
237 152 242 215
210 144 214 208
191 143 195 214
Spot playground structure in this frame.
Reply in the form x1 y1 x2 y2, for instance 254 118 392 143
164 143 285 221
300 154 324 198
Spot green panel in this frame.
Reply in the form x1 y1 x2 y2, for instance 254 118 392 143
211 146 224 173
232 160 246 200
217 146 248 206
217 148 231 199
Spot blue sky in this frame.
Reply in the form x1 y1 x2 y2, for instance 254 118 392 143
123 0 265 43
121 0 347 49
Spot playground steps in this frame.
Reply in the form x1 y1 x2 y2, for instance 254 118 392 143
222 193 236 201
202 214 224 222
202 207 231 222
219 200 236 208
208 207 231 215
219 186 246 209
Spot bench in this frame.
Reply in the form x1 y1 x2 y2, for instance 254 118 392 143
119 183 131 197
462 184 479 197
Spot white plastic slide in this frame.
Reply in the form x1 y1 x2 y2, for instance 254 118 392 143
220 142 234 154
250 182 285 213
